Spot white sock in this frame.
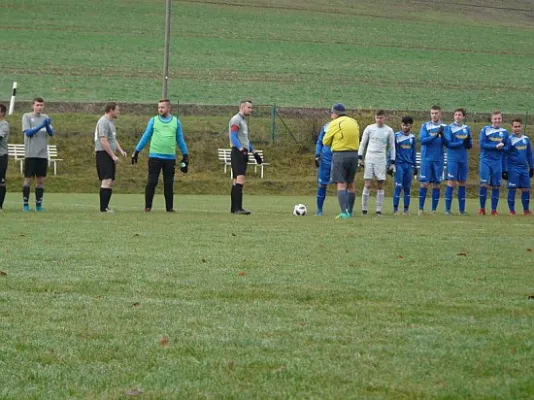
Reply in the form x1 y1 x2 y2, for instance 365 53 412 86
377 189 385 212
362 187 370 211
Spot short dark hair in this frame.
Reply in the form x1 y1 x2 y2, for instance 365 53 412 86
240 100 252 105
159 99 171 105
33 97 44 104
512 118 522 125
375 109 385 117
401 116 413 125
431 105 441 111
454 108 466 116
491 110 502 116
104 102 118 113
0 104 6 116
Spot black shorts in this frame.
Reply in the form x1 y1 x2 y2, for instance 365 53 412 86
231 147 248 177
24 157 48 178
96 151 116 181
0 154 7 183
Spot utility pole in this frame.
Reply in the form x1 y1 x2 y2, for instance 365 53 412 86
162 0 171 99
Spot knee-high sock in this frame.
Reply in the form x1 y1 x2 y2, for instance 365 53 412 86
491 188 500 212
362 187 370 211
230 185 237 212
479 186 488 209
337 190 349 214
393 185 402 211
403 186 411 211
99 188 106 211
418 187 428 210
23 185 30 206
35 187 44 207
316 186 327 212
458 186 466 213
521 190 530 212
507 189 516 212
0 185 6 209
445 186 454 212
235 183 244 210
347 191 356 215
376 189 385 212
431 188 440 211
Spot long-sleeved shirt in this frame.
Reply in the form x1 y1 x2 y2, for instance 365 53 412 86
479 125 509 165
358 123 395 163
394 131 416 166
419 121 446 162
504 134 533 171
443 123 472 163
322 116 360 152
315 122 332 162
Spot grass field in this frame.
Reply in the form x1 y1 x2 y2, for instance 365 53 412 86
1 193 534 399
1 0 533 111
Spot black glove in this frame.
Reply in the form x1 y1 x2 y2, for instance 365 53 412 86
131 150 139 165
315 157 320 168
436 125 444 136
413 167 418 177
530 168 534 178
180 154 189 173
241 149 248 162
463 136 472 149
502 171 508 180
253 152 262 165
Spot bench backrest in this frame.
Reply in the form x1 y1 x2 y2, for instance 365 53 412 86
7 144 59 159
415 152 448 167
218 148 264 164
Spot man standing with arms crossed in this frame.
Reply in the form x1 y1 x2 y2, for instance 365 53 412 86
228 100 262 215
22 97 54 212
358 109 396 216
0 104 9 211
479 111 509 215
132 99 189 213
94 102 127 213
314 120 331 216
322 103 360 219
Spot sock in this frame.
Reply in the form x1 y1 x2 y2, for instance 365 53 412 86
376 189 385 212
101 188 112 210
393 185 402 211
362 187 370 211
337 190 349 214
235 183 243 210
445 186 453 212
230 185 236 212
458 186 466 213
403 186 411 211
491 188 499 212
479 186 488 209
23 185 30 206
35 187 44 207
521 190 530 212
0 186 5 209
431 188 440 211
316 186 327 212
418 187 428 210
99 188 106 211
507 189 516 212
347 191 356 215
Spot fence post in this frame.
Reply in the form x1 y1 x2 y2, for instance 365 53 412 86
525 111 529 134
271 104 277 143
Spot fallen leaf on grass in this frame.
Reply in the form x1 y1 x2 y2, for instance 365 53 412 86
238 271 247 277
19 234 25 237
527 248 533 252
159 336 169 347
124 388 144 396
133 302 141 308
528 295 534 300
457 252 467 256
231 232 237 237
398 255 404 259
0 271 7 277
133 233 140 237
202 258 206 263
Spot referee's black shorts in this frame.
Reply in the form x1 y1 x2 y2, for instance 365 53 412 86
24 157 48 178
231 147 248 177
0 154 7 183
96 151 116 181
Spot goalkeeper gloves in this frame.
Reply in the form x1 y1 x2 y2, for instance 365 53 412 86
530 168 534 178
413 167 418 177
180 154 189 173
502 171 508 180
463 136 472 149
315 156 320 168
131 150 139 165
358 156 364 168
253 152 262 165
387 161 396 176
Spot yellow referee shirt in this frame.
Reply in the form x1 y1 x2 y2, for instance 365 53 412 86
322 116 360 151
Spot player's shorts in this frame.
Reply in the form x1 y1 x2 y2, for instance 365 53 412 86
419 160 443 184
0 154 7 184
507 169 530 189
332 151 358 184
231 147 248 177
446 161 468 182
96 151 116 181
24 157 48 178
363 161 386 181
318 158 332 185
479 160 502 187
394 163 413 188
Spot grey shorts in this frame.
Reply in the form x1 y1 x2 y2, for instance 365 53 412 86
331 151 358 184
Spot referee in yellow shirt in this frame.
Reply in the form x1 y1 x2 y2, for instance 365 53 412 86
322 103 360 219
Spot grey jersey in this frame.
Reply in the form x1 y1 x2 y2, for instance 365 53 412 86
229 113 250 150
22 113 51 158
94 115 117 152
0 120 8 156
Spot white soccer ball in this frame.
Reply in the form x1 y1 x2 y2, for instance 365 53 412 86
293 204 307 216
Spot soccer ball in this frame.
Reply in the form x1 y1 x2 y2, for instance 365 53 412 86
293 204 307 216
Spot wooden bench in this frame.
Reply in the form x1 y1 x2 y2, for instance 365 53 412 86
218 148 269 179
415 152 448 181
7 143 63 175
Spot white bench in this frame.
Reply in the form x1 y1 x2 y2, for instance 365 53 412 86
218 148 269 179
7 143 63 175
415 152 448 180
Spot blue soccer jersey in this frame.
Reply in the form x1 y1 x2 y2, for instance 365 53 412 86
479 125 509 186
419 121 446 183
394 131 416 166
444 123 471 163
315 122 332 185
505 134 533 189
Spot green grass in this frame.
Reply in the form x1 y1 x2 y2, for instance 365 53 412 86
1 193 534 399
1 0 533 111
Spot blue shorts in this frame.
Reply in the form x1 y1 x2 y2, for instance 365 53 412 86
394 163 413 189
318 159 332 185
507 169 530 189
480 160 502 187
446 161 468 182
419 160 443 184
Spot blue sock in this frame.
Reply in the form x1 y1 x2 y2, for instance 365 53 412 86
393 185 402 211
491 188 500 212
316 186 326 212
432 188 440 211
479 187 488 209
458 186 466 213
445 186 453 212
419 187 428 210
507 189 516 212
521 190 530 212
403 186 411 211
